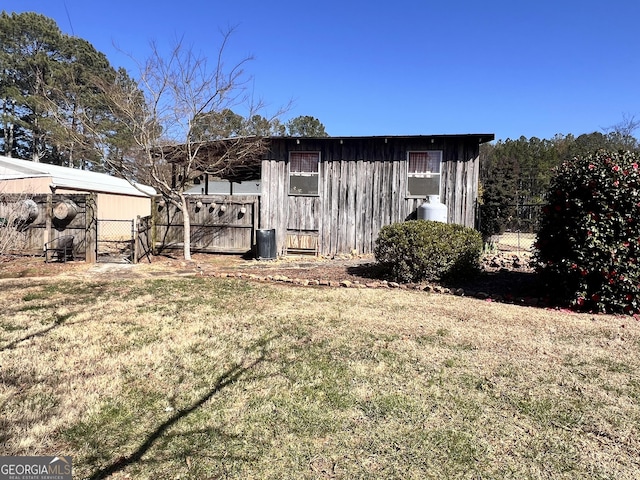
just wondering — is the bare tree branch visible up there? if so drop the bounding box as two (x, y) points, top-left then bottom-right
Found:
(94, 28), (286, 260)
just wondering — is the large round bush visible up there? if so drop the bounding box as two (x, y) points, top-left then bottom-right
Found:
(374, 220), (482, 283)
(535, 150), (640, 314)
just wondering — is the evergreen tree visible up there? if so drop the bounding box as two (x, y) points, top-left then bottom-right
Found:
(479, 126), (639, 238)
(285, 115), (328, 137)
(0, 11), (136, 169)
(479, 140), (520, 235)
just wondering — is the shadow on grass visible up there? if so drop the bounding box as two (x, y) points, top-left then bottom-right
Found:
(347, 262), (546, 303)
(0, 311), (82, 352)
(87, 336), (276, 480)
(445, 269), (545, 301)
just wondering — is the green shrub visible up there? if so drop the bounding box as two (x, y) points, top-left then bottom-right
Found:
(374, 220), (483, 283)
(534, 150), (640, 314)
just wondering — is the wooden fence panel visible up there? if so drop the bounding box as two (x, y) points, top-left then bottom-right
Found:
(153, 195), (259, 254)
(0, 193), (91, 259)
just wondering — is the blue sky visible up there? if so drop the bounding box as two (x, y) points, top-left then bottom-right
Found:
(9, 0), (640, 141)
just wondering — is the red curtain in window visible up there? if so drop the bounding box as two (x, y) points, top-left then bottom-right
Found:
(408, 152), (440, 173)
(290, 152), (319, 173)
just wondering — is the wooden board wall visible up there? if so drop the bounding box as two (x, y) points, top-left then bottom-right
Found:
(0, 193), (93, 259)
(260, 137), (481, 256)
(153, 195), (259, 254)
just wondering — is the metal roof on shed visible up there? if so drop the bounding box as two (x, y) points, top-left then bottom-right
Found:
(0, 156), (155, 197)
(265, 134), (495, 143)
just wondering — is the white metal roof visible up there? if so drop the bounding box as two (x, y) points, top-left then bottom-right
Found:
(0, 156), (155, 197)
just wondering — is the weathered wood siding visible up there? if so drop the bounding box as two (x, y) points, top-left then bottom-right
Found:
(260, 137), (483, 256)
(0, 193), (93, 259)
(153, 195), (258, 254)
(135, 215), (153, 263)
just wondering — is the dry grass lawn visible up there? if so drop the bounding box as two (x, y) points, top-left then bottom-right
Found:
(1, 275), (639, 479)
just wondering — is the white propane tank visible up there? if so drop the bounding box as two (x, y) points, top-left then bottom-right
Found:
(417, 195), (448, 223)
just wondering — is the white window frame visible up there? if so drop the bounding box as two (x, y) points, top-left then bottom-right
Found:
(289, 151), (320, 196)
(406, 150), (442, 198)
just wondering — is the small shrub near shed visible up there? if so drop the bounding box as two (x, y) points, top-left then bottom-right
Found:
(374, 220), (483, 283)
(535, 150), (640, 314)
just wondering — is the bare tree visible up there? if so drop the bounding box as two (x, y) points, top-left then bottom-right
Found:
(602, 113), (640, 150)
(98, 29), (279, 260)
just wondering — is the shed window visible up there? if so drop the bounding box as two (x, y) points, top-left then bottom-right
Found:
(407, 151), (442, 197)
(289, 152), (320, 195)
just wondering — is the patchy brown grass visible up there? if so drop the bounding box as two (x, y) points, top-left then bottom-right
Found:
(1, 275), (639, 479)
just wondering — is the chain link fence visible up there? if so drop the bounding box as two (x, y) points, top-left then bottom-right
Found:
(477, 203), (543, 253)
(96, 219), (134, 263)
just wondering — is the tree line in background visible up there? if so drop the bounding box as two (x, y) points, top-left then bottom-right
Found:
(0, 11), (327, 170)
(478, 118), (640, 236)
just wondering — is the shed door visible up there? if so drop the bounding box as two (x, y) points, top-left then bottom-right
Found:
(286, 196), (320, 254)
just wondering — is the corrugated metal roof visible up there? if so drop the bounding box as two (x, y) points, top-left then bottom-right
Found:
(167, 134), (495, 147)
(0, 156), (155, 197)
(267, 134), (495, 143)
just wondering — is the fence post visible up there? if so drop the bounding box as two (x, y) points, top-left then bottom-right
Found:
(85, 193), (97, 263)
(133, 216), (140, 264)
(151, 196), (159, 255)
(45, 194), (53, 250)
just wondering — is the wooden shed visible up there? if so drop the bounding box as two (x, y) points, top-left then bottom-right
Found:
(259, 134), (494, 256)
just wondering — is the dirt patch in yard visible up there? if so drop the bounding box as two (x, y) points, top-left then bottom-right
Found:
(0, 254), (92, 279)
